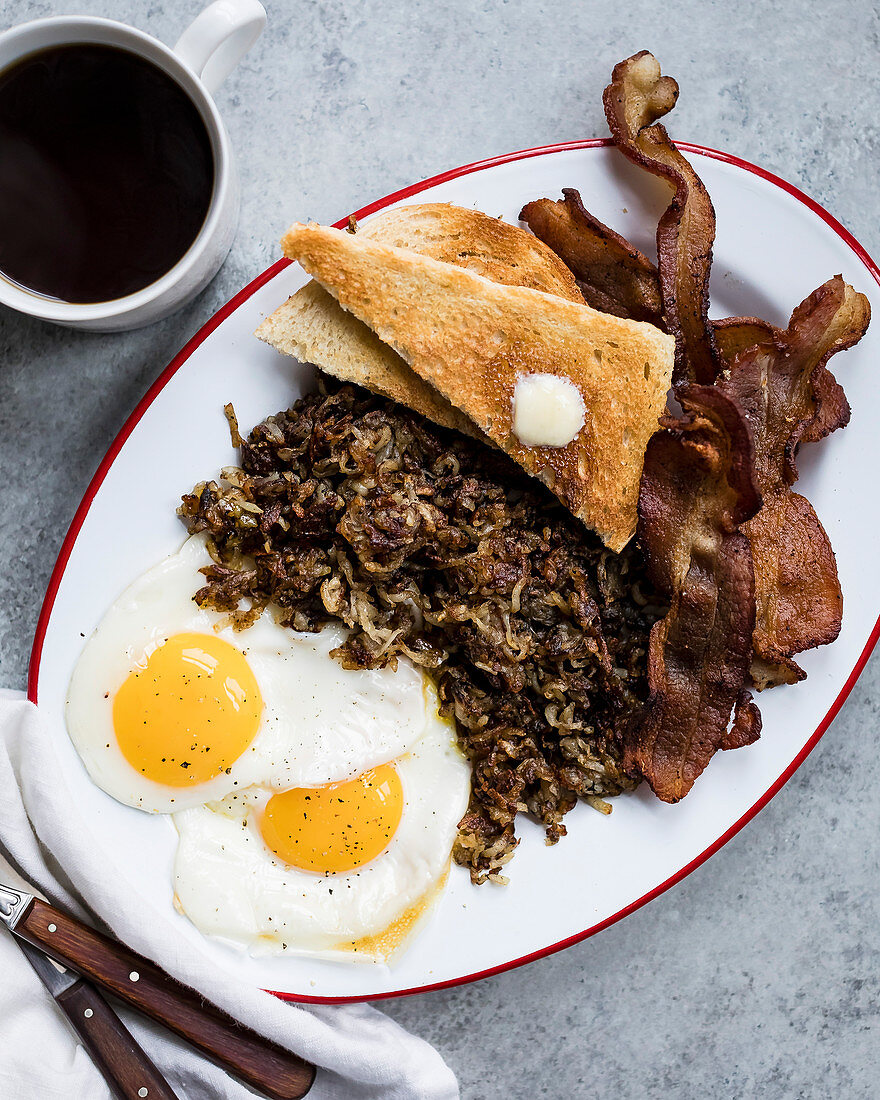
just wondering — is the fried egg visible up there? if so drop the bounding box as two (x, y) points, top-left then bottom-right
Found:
(65, 534), (436, 813)
(172, 713), (470, 961)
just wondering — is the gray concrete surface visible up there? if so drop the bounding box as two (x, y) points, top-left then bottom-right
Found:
(1, 0), (878, 1095)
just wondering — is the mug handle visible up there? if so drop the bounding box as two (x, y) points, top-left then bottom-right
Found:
(173, 0), (267, 96)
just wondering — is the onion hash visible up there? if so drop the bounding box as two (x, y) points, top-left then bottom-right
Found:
(180, 381), (664, 882)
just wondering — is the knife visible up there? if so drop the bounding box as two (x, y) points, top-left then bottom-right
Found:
(16, 936), (179, 1100)
(0, 881), (316, 1099)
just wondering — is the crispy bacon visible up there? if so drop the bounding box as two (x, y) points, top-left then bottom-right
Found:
(721, 691), (762, 751)
(519, 189), (663, 324)
(522, 191), (859, 693)
(521, 193), (791, 371)
(520, 54), (870, 803)
(802, 362), (851, 443)
(627, 386), (761, 801)
(713, 318), (776, 363)
(717, 276), (870, 687)
(745, 493), (835, 688)
(603, 51), (721, 386)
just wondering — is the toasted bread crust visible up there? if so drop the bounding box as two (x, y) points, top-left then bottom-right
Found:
(281, 222), (675, 551)
(361, 203), (585, 299)
(255, 280), (478, 436)
(255, 203), (584, 435)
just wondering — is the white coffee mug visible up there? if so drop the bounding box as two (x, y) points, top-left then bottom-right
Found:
(0, 0), (266, 331)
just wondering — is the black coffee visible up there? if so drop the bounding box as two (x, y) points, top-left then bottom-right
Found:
(0, 44), (214, 303)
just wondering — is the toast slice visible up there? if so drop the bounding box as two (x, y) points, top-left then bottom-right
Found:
(254, 204), (584, 437)
(280, 222), (675, 551)
(256, 279), (479, 437)
(355, 204), (584, 298)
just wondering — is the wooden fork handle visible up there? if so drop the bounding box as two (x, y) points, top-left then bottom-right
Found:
(56, 977), (179, 1100)
(16, 898), (316, 1099)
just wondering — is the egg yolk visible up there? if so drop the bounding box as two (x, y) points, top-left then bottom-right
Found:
(113, 633), (263, 787)
(259, 764), (403, 874)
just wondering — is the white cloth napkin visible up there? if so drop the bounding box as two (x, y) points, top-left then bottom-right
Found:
(0, 689), (457, 1100)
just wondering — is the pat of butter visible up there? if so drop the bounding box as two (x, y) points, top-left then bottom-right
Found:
(512, 373), (586, 448)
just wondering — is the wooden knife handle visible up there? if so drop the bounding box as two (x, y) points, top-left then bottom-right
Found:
(16, 898), (316, 1100)
(56, 978), (179, 1100)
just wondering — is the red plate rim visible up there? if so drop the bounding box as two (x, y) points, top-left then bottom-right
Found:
(27, 137), (880, 1005)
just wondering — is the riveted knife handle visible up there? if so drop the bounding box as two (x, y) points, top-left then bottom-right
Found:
(56, 977), (178, 1100)
(16, 898), (316, 1099)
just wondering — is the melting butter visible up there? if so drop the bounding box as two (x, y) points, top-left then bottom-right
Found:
(512, 373), (585, 447)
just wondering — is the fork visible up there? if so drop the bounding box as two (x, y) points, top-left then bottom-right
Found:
(1, 881), (316, 1099)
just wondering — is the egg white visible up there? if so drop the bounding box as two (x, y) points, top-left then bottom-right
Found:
(65, 534), (436, 813)
(171, 714), (470, 960)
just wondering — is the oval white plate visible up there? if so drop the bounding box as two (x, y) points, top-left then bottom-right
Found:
(29, 140), (880, 1002)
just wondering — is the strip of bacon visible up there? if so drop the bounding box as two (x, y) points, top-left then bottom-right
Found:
(522, 55), (870, 803)
(801, 363), (851, 443)
(522, 191), (857, 688)
(713, 318), (775, 362)
(627, 385), (762, 801)
(521, 187), (852, 445)
(519, 189), (663, 324)
(520, 193), (797, 375)
(603, 51), (720, 386)
(716, 276), (870, 688)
